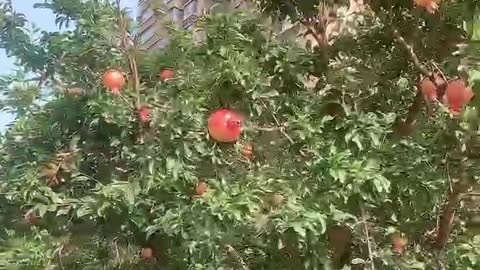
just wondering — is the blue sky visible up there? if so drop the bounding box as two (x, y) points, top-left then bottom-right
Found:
(0, 0), (138, 131)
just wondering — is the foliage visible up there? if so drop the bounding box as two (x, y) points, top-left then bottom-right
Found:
(0, 0), (479, 269)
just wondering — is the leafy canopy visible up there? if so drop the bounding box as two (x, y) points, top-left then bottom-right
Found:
(0, 0), (480, 269)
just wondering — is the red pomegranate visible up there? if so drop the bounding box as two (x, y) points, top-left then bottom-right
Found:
(102, 69), (125, 95)
(24, 209), (39, 225)
(195, 181), (208, 196)
(414, 0), (439, 14)
(160, 68), (175, 82)
(207, 109), (243, 143)
(419, 74), (445, 102)
(241, 143), (254, 160)
(137, 106), (151, 124)
(443, 79), (475, 115)
(140, 247), (154, 261)
(391, 234), (408, 255)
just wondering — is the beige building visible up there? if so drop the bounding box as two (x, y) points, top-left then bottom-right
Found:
(137, 0), (248, 50)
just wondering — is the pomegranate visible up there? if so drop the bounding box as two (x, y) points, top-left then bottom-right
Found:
(140, 247), (154, 261)
(66, 87), (83, 96)
(159, 68), (175, 82)
(102, 69), (125, 95)
(137, 106), (152, 124)
(195, 181), (208, 196)
(414, 0), (439, 14)
(419, 74), (445, 102)
(207, 109), (243, 143)
(443, 79), (475, 116)
(241, 143), (254, 160)
(24, 209), (39, 225)
(391, 234), (408, 255)
(270, 193), (285, 207)
(47, 175), (64, 188)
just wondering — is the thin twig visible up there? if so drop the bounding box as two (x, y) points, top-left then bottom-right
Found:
(118, 94), (135, 110)
(361, 205), (375, 270)
(225, 244), (249, 270)
(253, 125), (280, 131)
(57, 245), (65, 270)
(271, 112), (294, 144)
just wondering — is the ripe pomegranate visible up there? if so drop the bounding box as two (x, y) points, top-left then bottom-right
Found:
(47, 175), (64, 188)
(24, 209), (39, 225)
(159, 68), (175, 82)
(442, 79), (475, 116)
(195, 181), (208, 196)
(66, 87), (83, 96)
(391, 234), (408, 255)
(419, 74), (445, 102)
(271, 193), (285, 207)
(414, 0), (439, 14)
(207, 109), (243, 143)
(241, 143), (254, 160)
(102, 69), (125, 95)
(137, 106), (152, 124)
(140, 247), (154, 261)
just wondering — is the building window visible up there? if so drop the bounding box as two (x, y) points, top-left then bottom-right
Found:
(151, 38), (170, 50)
(141, 26), (158, 44)
(170, 7), (183, 22)
(233, 0), (247, 9)
(140, 8), (154, 24)
(185, 23), (194, 31)
(183, 0), (197, 19)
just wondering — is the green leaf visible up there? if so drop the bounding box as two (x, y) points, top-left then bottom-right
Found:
(352, 134), (363, 151)
(292, 223), (306, 238)
(252, 89), (279, 99)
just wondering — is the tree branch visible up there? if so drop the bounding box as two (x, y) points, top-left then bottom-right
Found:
(361, 205), (375, 270)
(115, 0), (141, 106)
(225, 245), (249, 270)
(390, 29), (436, 137)
(434, 159), (470, 250)
(392, 29), (431, 78)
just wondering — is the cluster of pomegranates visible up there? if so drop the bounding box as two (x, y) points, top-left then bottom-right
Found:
(102, 69), (247, 144)
(102, 68), (176, 96)
(419, 74), (474, 116)
(102, 68), (174, 124)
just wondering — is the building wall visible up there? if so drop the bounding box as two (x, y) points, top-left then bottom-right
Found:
(136, 0), (249, 50)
